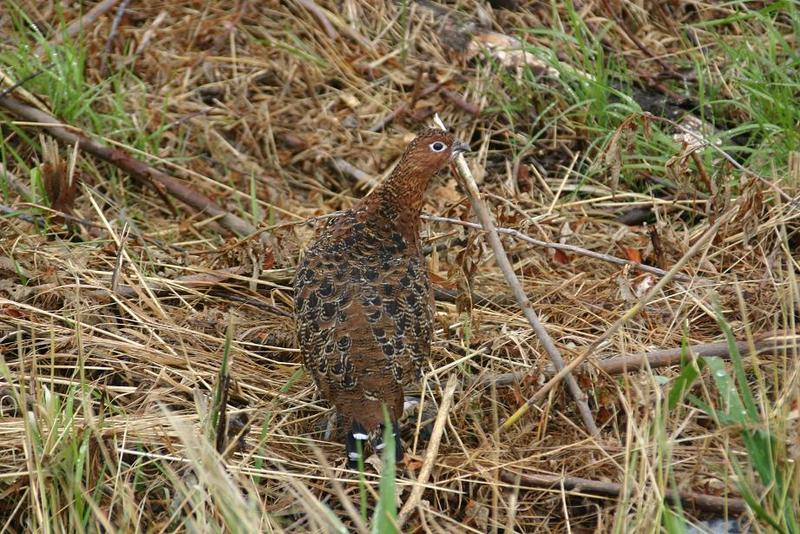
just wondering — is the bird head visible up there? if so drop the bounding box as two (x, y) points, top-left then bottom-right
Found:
(400, 128), (470, 176)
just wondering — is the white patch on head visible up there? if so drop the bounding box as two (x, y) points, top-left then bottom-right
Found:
(348, 451), (362, 460)
(352, 432), (369, 440)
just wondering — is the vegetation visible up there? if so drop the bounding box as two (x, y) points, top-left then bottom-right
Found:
(1, 0), (798, 531)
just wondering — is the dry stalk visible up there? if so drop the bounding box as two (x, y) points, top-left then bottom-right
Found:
(434, 115), (598, 436)
(397, 374), (458, 528)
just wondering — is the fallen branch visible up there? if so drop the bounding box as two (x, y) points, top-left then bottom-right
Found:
(434, 114), (598, 436)
(37, 0), (120, 54)
(100, 0), (133, 75)
(501, 206), (738, 430)
(440, 89), (481, 116)
(485, 332), (797, 386)
(498, 470), (748, 515)
(0, 95), (259, 239)
(397, 374), (458, 528)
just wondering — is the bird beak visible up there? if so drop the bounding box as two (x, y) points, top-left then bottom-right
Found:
(453, 141), (470, 154)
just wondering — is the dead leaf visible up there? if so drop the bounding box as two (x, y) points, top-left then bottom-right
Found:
(622, 247), (642, 263)
(468, 31), (559, 76)
(430, 271), (457, 290)
(552, 249), (570, 264)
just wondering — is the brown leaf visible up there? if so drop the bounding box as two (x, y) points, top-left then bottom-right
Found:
(552, 249), (570, 264)
(430, 271), (457, 289)
(403, 456), (423, 470)
(262, 249), (275, 270)
(622, 247), (642, 263)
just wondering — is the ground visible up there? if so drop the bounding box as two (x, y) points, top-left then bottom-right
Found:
(0, 1), (798, 532)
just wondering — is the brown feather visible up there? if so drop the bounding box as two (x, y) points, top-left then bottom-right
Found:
(294, 128), (466, 463)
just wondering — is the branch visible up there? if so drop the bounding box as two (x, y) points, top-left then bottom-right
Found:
(485, 332), (797, 386)
(499, 470), (748, 515)
(0, 95), (258, 238)
(434, 115), (598, 436)
(38, 0), (120, 53)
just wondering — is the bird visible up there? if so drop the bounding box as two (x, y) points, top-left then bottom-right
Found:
(294, 127), (469, 466)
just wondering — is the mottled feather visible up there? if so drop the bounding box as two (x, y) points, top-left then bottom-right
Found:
(294, 128), (468, 464)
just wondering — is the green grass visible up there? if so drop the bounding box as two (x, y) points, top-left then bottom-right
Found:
(663, 309), (799, 532)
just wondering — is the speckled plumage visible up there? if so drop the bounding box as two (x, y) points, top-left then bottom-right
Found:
(294, 128), (468, 465)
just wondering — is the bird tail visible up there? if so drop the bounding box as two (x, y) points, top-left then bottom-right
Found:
(346, 419), (403, 468)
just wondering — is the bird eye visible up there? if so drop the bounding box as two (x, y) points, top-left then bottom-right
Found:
(429, 141), (447, 152)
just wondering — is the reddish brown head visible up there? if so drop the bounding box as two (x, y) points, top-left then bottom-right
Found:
(370, 128), (469, 230)
(395, 128), (470, 178)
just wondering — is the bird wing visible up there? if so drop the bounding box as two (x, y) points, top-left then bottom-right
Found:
(294, 210), (433, 424)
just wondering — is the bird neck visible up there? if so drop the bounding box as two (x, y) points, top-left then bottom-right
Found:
(367, 157), (435, 239)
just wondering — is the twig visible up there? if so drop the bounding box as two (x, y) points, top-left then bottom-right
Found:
(0, 162), (33, 200)
(38, 0), (120, 53)
(485, 333), (797, 386)
(421, 214), (695, 283)
(331, 158), (378, 189)
(433, 114), (598, 436)
(100, 0), (132, 75)
(397, 374), (458, 528)
(498, 470), (748, 515)
(214, 372), (230, 455)
(0, 95), (259, 239)
(0, 69), (50, 100)
(0, 204), (45, 228)
(501, 206), (738, 430)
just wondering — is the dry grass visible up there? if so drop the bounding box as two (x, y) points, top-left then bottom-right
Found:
(1, 0), (799, 532)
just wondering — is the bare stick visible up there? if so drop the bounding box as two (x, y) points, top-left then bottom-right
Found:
(422, 214), (694, 283)
(38, 0), (120, 53)
(100, 0), (132, 75)
(397, 374), (458, 528)
(0, 95), (258, 238)
(486, 332), (797, 386)
(433, 115), (598, 436)
(501, 207), (737, 430)
(369, 83), (442, 133)
(498, 470), (748, 515)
